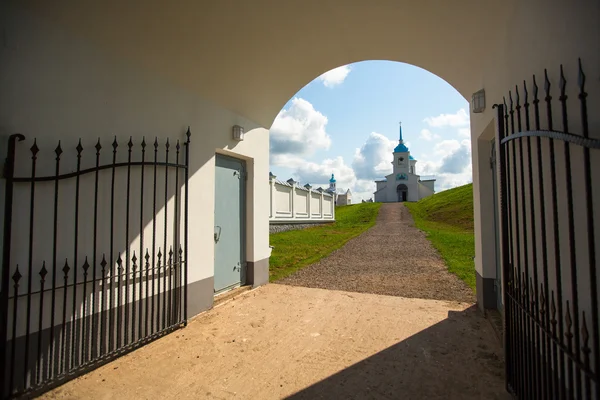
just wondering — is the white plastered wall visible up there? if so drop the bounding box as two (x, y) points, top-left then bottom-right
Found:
(469, 0), (600, 292)
(0, 4), (270, 330)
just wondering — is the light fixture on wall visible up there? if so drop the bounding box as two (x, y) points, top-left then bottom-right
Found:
(232, 125), (245, 141)
(471, 89), (486, 113)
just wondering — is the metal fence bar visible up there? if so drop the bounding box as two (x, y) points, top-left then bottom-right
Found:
(174, 141), (180, 322)
(0, 134), (23, 398)
(70, 140), (82, 370)
(125, 138), (133, 347)
(163, 140), (169, 331)
(559, 64), (582, 400)
(184, 128), (190, 324)
(152, 138), (158, 336)
(36, 262), (47, 384)
(109, 138), (117, 355)
(139, 138), (146, 342)
(24, 140), (39, 389)
(532, 74), (553, 399)
(92, 140), (101, 361)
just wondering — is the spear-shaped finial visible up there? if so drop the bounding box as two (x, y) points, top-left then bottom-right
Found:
(399, 121), (403, 142)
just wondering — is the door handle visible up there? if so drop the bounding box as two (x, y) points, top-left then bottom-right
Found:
(214, 226), (222, 242)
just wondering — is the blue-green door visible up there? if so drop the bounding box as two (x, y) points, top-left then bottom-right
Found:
(214, 154), (246, 293)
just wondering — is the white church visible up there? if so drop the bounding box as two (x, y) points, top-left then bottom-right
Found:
(374, 123), (435, 202)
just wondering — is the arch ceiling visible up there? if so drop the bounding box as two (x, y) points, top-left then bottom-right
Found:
(19, 0), (513, 127)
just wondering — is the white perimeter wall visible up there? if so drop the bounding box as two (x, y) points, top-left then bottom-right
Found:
(417, 182), (434, 199)
(269, 179), (334, 223)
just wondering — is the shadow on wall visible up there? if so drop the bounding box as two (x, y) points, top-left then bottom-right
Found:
(2, 132), (189, 397)
(286, 305), (509, 400)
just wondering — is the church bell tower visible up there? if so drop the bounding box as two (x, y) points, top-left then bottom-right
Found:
(393, 122), (411, 177)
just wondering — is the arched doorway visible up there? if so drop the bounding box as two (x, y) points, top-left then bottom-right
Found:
(2, 1), (598, 398)
(396, 184), (408, 202)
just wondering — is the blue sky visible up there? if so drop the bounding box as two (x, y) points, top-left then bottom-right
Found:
(269, 61), (472, 201)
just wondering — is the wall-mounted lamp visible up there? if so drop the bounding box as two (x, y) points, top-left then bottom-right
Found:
(232, 125), (245, 141)
(471, 89), (485, 113)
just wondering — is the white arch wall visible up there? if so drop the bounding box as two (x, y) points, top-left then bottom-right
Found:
(469, 0), (600, 308)
(0, 2), (272, 318)
(9, 0), (507, 126)
(1, 0), (599, 314)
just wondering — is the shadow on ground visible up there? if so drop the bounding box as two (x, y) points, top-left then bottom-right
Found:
(286, 305), (509, 400)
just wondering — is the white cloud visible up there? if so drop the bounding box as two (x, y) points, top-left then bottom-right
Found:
(318, 65), (351, 88)
(423, 108), (469, 128)
(419, 128), (441, 141)
(270, 98), (331, 156)
(352, 132), (396, 180)
(352, 179), (377, 202)
(273, 155), (356, 190)
(419, 139), (473, 191)
(434, 139), (462, 157)
(271, 153), (380, 202)
(458, 127), (471, 137)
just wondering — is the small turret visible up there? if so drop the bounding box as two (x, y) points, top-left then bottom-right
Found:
(329, 173), (337, 192)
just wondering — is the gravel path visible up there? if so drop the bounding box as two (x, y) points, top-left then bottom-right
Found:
(279, 203), (475, 303)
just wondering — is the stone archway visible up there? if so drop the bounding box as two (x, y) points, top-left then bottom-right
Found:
(2, 1), (599, 397)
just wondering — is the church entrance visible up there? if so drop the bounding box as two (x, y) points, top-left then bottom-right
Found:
(396, 184), (408, 202)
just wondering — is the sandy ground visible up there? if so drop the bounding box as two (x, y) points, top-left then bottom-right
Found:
(42, 284), (508, 400)
(41, 203), (507, 399)
(280, 203), (475, 303)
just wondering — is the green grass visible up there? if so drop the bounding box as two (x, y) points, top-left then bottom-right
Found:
(405, 183), (476, 290)
(269, 202), (381, 282)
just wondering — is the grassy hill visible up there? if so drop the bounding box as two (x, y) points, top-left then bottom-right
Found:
(405, 183), (476, 290)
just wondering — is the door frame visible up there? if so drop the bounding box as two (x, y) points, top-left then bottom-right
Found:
(396, 184), (408, 202)
(490, 138), (503, 312)
(214, 153), (247, 294)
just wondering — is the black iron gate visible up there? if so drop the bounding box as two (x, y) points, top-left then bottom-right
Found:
(0, 129), (190, 398)
(494, 60), (598, 398)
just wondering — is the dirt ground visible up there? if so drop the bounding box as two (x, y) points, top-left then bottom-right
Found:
(42, 284), (508, 400)
(41, 203), (507, 399)
(280, 203), (475, 303)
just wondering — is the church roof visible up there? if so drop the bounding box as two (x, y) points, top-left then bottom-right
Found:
(394, 143), (409, 153)
(329, 173), (336, 183)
